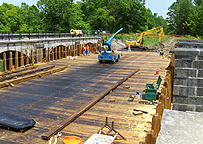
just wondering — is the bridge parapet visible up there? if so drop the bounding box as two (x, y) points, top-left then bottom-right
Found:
(0, 37), (101, 55)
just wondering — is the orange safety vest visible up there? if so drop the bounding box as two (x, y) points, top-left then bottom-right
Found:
(86, 45), (89, 51)
(128, 44), (130, 48)
(83, 46), (86, 51)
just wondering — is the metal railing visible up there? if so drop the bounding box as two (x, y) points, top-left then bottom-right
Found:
(0, 30), (110, 41)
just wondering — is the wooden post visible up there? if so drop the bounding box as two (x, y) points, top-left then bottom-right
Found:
(76, 45), (78, 56)
(43, 48), (47, 62)
(51, 47), (54, 61)
(15, 51), (18, 68)
(156, 102), (164, 119)
(20, 51), (24, 67)
(48, 47), (50, 62)
(65, 46), (67, 58)
(3, 52), (7, 71)
(151, 113), (161, 136)
(9, 52), (12, 70)
(58, 46), (61, 59)
(31, 49), (34, 65)
(35, 49), (38, 64)
(67, 46), (69, 56)
(171, 53), (175, 102)
(39, 48), (42, 63)
(55, 47), (57, 60)
(145, 130), (157, 144)
(61, 46), (63, 58)
(26, 50), (29, 65)
(79, 44), (81, 55)
(165, 74), (171, 109)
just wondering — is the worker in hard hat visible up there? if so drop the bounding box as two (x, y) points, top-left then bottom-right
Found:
(86, 45), (90, 56)
(128, 43), (131, 52)
(83, 45), (86, 56)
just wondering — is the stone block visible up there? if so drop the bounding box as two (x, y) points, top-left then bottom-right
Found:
(188, 87), (196, 96)
(173, 103), (195, 111)
(197, 88), (203, 96)
(175, 55), (196, 60)
(173, 78), (187, 86)
(199, 48), (203, 56)
(198, 56), (203, 60)
(173, 95), (188, 104)
(198, 70), (203, 78)
(174, 68), (196, 78)
(196, 106), (203, 112)
(187, 78), (203, 87)
(188, 97), (203, 105)
(175, 59), (193, 68)
(173, 86), (188, 96)
(175, 48), (199, 56)
(193, 60), (203, 69)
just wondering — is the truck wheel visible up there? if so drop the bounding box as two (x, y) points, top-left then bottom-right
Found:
(99, 60), (103, 63)
(116, 58), (119, 62)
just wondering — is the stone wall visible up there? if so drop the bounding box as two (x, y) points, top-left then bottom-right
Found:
(173, 40), (203, 112)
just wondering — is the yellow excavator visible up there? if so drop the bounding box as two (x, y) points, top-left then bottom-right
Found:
(125, 26), (164, 50)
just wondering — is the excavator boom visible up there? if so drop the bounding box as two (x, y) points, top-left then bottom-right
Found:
(126, 26), (164, 50)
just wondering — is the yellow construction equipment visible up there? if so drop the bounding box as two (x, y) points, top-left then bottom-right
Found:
(70, 29), (83, 37)
(126, 26), (164, 50)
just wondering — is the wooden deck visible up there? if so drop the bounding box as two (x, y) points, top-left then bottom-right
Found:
(0, 51), (170, 144)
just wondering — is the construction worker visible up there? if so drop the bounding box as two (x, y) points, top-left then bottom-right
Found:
(128, 43), (131, 52)
(86, 45), (90, 56)
(83, 45), (86, 56)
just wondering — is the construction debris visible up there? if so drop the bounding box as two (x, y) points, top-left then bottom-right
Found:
(123, 86), (130, 89)
(133, 108), (148, 114)
(133, 112), (143, 116)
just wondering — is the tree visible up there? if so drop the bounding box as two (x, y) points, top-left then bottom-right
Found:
(37, 0), (73, 31)
(166, 0), (194, 35)
(192, 4), (203, 36)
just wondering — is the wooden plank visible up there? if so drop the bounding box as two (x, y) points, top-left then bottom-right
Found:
(41, 69), (140, 140)
(133, 108), (148, 114)
(0, 65), (55, 82)
(0, 66), (68, 88)
(0, 66), (38, 76)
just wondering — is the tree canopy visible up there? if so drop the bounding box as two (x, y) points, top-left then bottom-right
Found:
(0, 0), (202, 37)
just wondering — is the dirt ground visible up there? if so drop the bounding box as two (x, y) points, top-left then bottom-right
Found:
(112, 38), (177, 53)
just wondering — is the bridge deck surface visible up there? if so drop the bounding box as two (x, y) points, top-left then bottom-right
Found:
(0, 51), (170, 144)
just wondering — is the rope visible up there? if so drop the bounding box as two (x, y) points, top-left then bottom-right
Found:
(49, 132), (62, 144)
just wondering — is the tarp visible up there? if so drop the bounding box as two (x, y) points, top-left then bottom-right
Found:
(0, 112), (36, 132)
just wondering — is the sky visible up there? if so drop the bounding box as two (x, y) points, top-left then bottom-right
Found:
(0, 0), (176, 19)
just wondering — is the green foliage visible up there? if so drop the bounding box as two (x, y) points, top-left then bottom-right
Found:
(0, 0), (202, 38)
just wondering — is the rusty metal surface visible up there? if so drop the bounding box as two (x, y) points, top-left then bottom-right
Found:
(0, 51), (170, 144)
